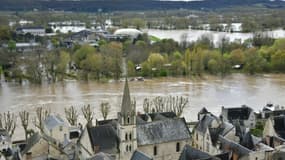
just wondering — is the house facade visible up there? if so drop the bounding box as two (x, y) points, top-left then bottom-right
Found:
(221, 105), (256, 129)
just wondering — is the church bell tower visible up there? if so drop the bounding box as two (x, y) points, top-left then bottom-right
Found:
(118, 79), (137, 160)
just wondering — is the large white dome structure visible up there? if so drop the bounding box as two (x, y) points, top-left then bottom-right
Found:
(114, 28), (143, 39)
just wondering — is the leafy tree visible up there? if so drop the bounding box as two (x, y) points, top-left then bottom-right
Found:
(244, 48), (266, 74)
(56, 51), (70, 80)
(8, 40), (16, 52)
(73, 45), (96, 67)
(208, 59), (219, 74)
(100, 42), (123, 80)
(271, 50), (285, 72)
(192, 47), (204, 76)
(230, 49), (245, 65)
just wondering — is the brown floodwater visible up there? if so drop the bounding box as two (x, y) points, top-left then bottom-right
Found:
(1, 73), (285, 139)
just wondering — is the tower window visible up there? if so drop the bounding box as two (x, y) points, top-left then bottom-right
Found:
(125, 133), (128, 141)
(176, 142), (180, 152)
(154, 146), (157, 156)
(129, 145), (132, 151)
(129, 133), (132, 140)
(126, 145), (128, 152)
(127, 117), (130, 124)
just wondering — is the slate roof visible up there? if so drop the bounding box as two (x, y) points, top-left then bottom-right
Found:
(96, 119), (118, 130)
(137, 118), (191, 146)
(273, 115), (285, 139)
(87, 152), (115, 160)
(199, 107), (209, 115)
(137, 112), (177, 123)
(219, 136), (251, 156)
(44, 115), (67, 131)
(179, 145), (220, 160)
(21, 132), (42, 155)
(208, 122), (234, 145)
(224, 105), (253, 121)
(195, 114), (219, 133)
(131, 150), (153, 160)
(240, 132), (255, 150)
(120, 79), (133, 116)
(87, 125), (119, 153)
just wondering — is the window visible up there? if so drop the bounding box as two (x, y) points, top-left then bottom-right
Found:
(206, 142), (210, 152)
(176, 142), (180, 152)
(196, 134), (198, 141)
(153, 146), (157, 156)
(125, 133), (128, 141)
(129, 133), (132, 140)
(127, 117), (130, 124)
(129, 145), (132, 151)
(126, 145), (128, 152)
(59, 126), (63, 131)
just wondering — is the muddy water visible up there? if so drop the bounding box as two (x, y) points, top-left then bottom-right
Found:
(1, 74), (285, 139)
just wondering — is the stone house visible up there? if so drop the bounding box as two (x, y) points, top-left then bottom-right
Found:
(221, 105), (256, 129)
(21, 132), (68, 160)
(43, 115), (81, 145)
(192, 108), (238, 155)
(263, 115), (285, 148)
(0, 129), (12, 151)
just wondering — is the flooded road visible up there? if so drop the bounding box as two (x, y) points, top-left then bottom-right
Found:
(1, 74), (285, 123)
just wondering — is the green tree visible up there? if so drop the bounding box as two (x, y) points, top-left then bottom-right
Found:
(272, 50), (285, 72)
(244, 48), (266, 75)
(100, 42), (123, 80)
(230, 49), (245, 65)
(56, 51), (70, 80)
(8, 40), (16, 52)
(73, 45), (96, 67)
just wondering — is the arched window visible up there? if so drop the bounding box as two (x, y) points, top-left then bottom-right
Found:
(125, 133), (128, 141)
(126, 145), (128, 152)
(153, 146), (157, 156)
(129, 133), (132, 140)
(127, 116), (130, 124)
(176, 142), (180, 152)
(129, 145), (132, 151)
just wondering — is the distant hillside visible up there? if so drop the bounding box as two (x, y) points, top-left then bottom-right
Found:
(0, 0), (285, 11)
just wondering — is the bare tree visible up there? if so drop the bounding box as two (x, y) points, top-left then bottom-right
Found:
(19, 111), (29, 140)
(147, 96), (189, 117)
(143, 98), (152, 113)
(100, 102), (110, 120)
(33, 107), (50, 133)
(0, 111), (16, 137)
(81, 104), (94, 127)
(65, 106), (78, 126)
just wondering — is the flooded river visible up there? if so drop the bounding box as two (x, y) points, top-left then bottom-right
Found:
(145, 29), (285, 46)
(1, 74), (285, 123)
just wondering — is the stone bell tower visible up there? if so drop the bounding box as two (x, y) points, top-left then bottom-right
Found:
(118, 79), (137, 160)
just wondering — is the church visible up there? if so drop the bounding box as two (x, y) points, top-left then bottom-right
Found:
(79, 79), (192, 160)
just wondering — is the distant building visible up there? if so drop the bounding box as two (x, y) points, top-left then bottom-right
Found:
(16, 27), (45, 36)
(221, 105), (256, 129)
